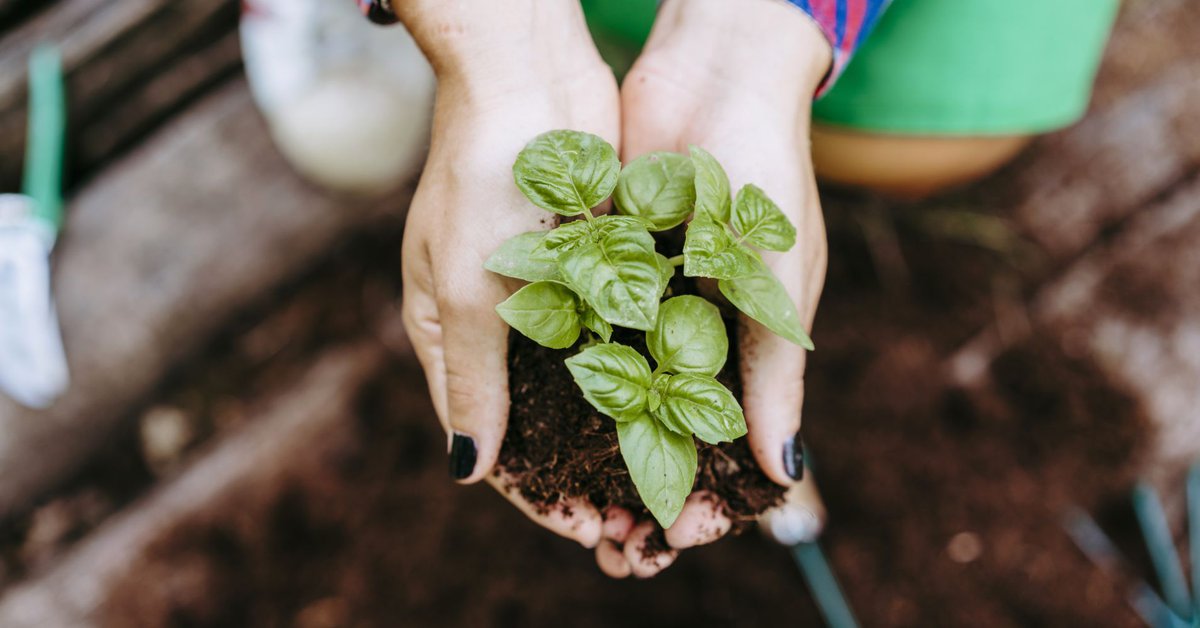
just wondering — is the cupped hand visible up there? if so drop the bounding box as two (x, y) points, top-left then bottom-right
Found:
(596, 0), (834, 577)
(398, 2), (620, 549)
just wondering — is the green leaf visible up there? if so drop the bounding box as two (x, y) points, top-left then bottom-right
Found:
(653, 373), (746, 445)
(485, 231), (560, 282)
(565, 343), (652, 421)
(690, 146), (731, 223)
(647, 296), (728, 377)
(731, 184), (796, 252)
(655, 253), (675, 290)
(534, 220), (590, 261)
(683, 218), (758, 280)
(581, 307), (613, 342)
(617, 413), (697, 528)
(718, 257), (814, 349)
(559, 225), (662, 331)
(495, 281), (582, 349)
(513, 130), (620, 216)
(613, 152), (696, 231)
(536, 215), (650, 261)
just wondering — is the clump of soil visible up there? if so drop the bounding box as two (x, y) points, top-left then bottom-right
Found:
(499, 321), (786, 530)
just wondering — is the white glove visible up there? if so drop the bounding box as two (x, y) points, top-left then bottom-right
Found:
(0, 194), (68, 409)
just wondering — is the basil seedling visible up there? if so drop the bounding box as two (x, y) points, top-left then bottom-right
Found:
(487, 130), (813, 527)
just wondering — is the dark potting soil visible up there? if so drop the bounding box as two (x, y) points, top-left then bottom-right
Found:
(499, 323), (786, 531)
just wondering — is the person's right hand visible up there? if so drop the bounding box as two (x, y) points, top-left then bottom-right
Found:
(594, 0), (835, 578)
(396, 1), (621, 550)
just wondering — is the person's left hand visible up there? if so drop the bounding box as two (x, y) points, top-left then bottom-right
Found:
(595, 0), (833, 578)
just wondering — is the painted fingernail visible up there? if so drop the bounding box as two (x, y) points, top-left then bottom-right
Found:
(448, 433), (477, 480)
(782, 434), (805, 481)
(356, 0), (398, 25)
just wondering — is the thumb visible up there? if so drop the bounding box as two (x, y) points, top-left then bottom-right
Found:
(740, 317), (809, 487)
(439, 280), (512, 484)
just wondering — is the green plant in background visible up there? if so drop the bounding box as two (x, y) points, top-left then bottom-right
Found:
(485, 130), (812, 527)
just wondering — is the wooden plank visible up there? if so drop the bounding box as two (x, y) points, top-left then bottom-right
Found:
(0, 342), (387, 628)
(0, 78), (413, 519)
(0, 0), (239, 190)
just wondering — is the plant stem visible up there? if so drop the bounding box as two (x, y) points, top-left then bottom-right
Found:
(667, 254), (684, 267)
(581, 208), (595, 223)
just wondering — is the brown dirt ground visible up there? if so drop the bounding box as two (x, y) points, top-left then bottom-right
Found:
(78, 183), (1152, 627)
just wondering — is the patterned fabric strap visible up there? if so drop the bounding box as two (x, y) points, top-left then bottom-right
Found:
(785, 0), (892, 96)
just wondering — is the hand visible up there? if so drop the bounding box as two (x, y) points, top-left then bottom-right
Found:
(398, 1), (620, 549)
(597, 0), (833, 577)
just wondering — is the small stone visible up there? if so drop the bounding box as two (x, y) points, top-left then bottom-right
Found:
(140, 405), (194, 472)
(947, 531), (984, 563)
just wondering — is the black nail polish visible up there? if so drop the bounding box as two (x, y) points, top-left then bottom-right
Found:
(782, 435), (804, 481)
(361, 0), (398, 25)
(449, 433), (477, 480)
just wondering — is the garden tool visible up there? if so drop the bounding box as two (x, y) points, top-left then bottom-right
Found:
(0, 45), (69, 409)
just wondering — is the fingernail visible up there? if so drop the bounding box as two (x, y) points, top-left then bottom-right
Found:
(448, 433), (477, 480)
(782, 434), (804, 481)
(356, 0), (398, 25)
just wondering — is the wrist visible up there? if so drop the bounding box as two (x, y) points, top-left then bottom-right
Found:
(648, 0), (832, 102)
(398, 1), (604, 96)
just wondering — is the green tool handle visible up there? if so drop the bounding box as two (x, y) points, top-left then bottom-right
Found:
(792, 542), (860, 628)
(21, 44), (66, 231)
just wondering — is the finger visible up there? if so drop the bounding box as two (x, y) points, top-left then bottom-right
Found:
(664, 491), (732, 549)
(438, 266), (512, 484)
(596, 540), (632, 579)
(759, 463), (827, 545)
(741, 225), (824, 486)
(624, 521), (678, 579)
(400, 242), (450, 429)
(740, 311), (809, 486)
(486, 473), (603, 549)
(602, 506), (636, 543)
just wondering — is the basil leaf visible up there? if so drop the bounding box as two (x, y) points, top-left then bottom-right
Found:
(537, 215), (651, 261)
(535, 220), (591, 260)
(495, 281), (582, 349)
(731, 184), (796, 252)
(653, 373), (746, 445)
(591, 214), (654, 236)
(613, 152), (696, 231)
(718, 256), (814, 350)
(647, 295), (728, 377)
(485, 231), (560, 282)
(559, 225), (662, 331)
(682, 218), (758, 279)
(690, 146), (731, 223)
(617, 413), (697, 528)
(655, 253), (675, 291)
(513, 130), (620, 216)
(564, 343), (652, 421)
(581, 307), (613, 343)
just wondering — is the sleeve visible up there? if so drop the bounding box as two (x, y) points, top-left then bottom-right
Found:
(784, 0), (892, 96)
